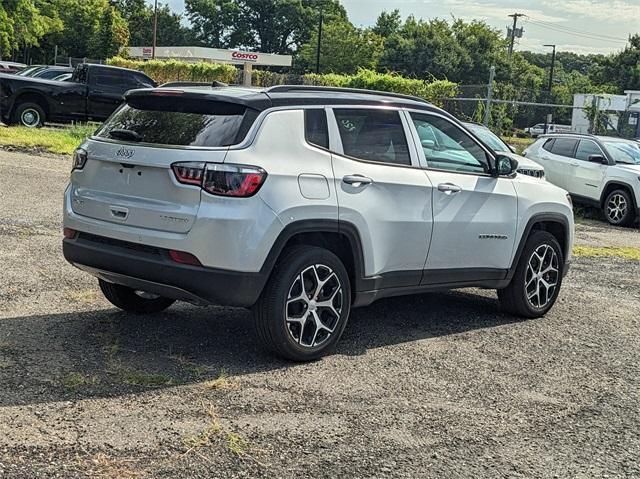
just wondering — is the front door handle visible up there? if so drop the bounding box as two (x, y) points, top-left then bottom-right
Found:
(437, 183), (462, 195)
(343, 175), (373, 187)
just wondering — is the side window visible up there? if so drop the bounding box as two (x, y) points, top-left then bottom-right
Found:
(90, 70), (124, 92)
(304, 109), (329, 149)
(409, 113), (489, 174)
(542, 138), (555, 152)
(575, 140), (602, 161)
(333, 108), (410, 165)
(550, 138), (578, 157)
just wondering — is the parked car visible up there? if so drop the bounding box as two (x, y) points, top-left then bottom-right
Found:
(525, 123), (572, 137)
(462, 122), (545, 179)
(0, 61), (27, 74)
(15, 65), (46, 77)
(524, 133), (640, 226)
(0, 63), (156, 127)
(31, 66), (74, 80)
(62, 85), (574, 361)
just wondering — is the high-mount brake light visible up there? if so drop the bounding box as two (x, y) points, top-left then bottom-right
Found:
(150, 89), (184, 96)
(171, 162), (267, 198)
(72, 148), (88, 171)
(172, 162), (205, 186)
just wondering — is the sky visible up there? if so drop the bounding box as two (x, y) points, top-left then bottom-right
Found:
(156, 0), (639, 55)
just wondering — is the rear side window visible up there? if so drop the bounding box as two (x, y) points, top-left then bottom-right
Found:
(333, 108), (410, 165)
(542, 138), (555, 152)
(96, 96), (258, 147)
(305, 109), (329, 149)
(550, 138), (578, 157)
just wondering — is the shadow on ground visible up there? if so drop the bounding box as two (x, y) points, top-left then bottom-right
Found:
(0, 289), (527, 407)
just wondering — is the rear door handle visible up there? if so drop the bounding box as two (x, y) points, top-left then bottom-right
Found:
(343, 175), (373, 187)
(571, 162), (579, 167)
(437, 183), (462, 195)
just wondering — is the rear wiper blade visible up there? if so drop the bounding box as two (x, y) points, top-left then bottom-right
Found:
(108, 128), (142, 142)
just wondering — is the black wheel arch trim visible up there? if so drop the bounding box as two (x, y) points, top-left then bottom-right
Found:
(506, 212), (571, 282)
(599, 181), (638, 210)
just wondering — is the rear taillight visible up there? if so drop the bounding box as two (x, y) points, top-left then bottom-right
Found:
(171, 162), (267, 198)
(72, 148), (88, 171)
(63, 227), (77, 239)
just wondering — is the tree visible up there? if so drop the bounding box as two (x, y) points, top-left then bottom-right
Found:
(89, 5), (129, 59)
(591, 35), (640, 92)
(185, 0), (345, 54)
(113, 0), (194, 47)
(298, 21), (383, 74)
(0, 0), (62, 58)
(372, 9), (401, 38)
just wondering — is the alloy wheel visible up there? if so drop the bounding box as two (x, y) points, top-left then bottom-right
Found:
(285, 264), (343, 348)
(525, 244), (559, 309)
(606, 193), (627, 223)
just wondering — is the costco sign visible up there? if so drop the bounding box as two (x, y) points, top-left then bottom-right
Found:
(232, 51), (259, 62)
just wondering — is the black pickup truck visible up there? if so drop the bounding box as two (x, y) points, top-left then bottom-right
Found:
(0, 63), (156, 127)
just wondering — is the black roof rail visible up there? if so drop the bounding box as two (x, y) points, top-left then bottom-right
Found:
(159, 80), (230, 88)
(265, 85), (431, 105)
(540, 132), (597, 138)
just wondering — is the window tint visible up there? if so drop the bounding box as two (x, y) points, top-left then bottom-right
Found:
(542, 138), (555, 152)
(304, 109), (329, 149)
(410, 113), (489, 174)
(575, 140), (602, 161)
(91, 70), (124, 91)
(96, 97), (258, 147)
(334, 109), (410, 165)
(550, 138), (578, 157)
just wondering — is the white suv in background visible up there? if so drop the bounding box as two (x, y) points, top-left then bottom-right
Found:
(63, 85), (574, 361)
(524, 134), (640, 226)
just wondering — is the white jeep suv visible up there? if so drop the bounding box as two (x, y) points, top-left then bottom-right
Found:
(63, 85), (574, 361)
(524, 134), (640, 226)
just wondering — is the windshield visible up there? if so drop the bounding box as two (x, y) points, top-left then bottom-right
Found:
(465, 124), (509, 152)
(603, 140), (640, 165)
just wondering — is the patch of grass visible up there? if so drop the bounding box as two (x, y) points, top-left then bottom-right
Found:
(501, 136), (534, 154)
(169, 353), (214, 377)
(0, 123), (96, 155)
(203, 369), (236, 391)
(573, 245), (640, 261)
(66, 289), (100, 304)
(226, 432), (247, 456)
(61, 372), (97, 391)
(116, 367), (172, 387)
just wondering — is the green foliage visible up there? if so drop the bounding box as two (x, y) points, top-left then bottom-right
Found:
(107, 57), (238, 84)
(304, 69), (458, 106)
(0, 0), (62, 57)
(298, 20), (384, 74)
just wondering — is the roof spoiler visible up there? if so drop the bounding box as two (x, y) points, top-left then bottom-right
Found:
(159, 80), (229, 88)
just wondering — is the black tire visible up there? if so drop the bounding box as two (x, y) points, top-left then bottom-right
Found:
(498, 231), (564, 318)
(98, 279), (175, 314)
(603, 189), (636, 227)
(12, 102), (46, 128)
(253, 245), (351, 362)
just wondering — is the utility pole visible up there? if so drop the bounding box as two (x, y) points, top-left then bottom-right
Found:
(315, 6), (324, 74)
(507, 13), (525, 59)
(483, 66), (495, 127)
(152, 0), (158, 59)
(544, 44), (556, 92)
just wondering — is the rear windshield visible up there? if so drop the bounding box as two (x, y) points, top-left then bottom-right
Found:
(95, 96), (259, 147)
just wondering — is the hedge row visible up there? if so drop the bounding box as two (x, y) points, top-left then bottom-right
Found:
(107, 57), (457, 105)
(107, 57), (237, 84)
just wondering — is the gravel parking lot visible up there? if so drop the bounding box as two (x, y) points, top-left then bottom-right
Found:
(1, 150), (639, 478)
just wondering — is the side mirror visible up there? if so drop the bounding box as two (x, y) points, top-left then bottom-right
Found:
(588, 154), (608, 165)
(421, 139), (435, 148)
(495, 154), (518, 176)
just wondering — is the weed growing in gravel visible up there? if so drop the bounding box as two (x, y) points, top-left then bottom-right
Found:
(61, 372), (97, 391)
(203, 369), (237, 390)
(169, 353), (214, 377)
(112, 365), (172, 387)
(573, 245), (640, 261)
(226, 432), (247, 456)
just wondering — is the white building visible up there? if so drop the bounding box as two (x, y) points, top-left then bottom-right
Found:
(572, 91), (640, 137)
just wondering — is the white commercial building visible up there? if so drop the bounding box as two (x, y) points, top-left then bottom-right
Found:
(572, 91), (640, 137)
(126, 46), (292, 86)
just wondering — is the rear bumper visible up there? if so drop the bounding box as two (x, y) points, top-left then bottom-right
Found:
(63, 233), (266, 307)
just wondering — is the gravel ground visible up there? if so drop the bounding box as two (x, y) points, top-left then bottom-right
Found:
(0, 150), (639, 478)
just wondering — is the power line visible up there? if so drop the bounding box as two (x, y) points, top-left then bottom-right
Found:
(525, 17), (629, 42)
(524, 17), (629, 44)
